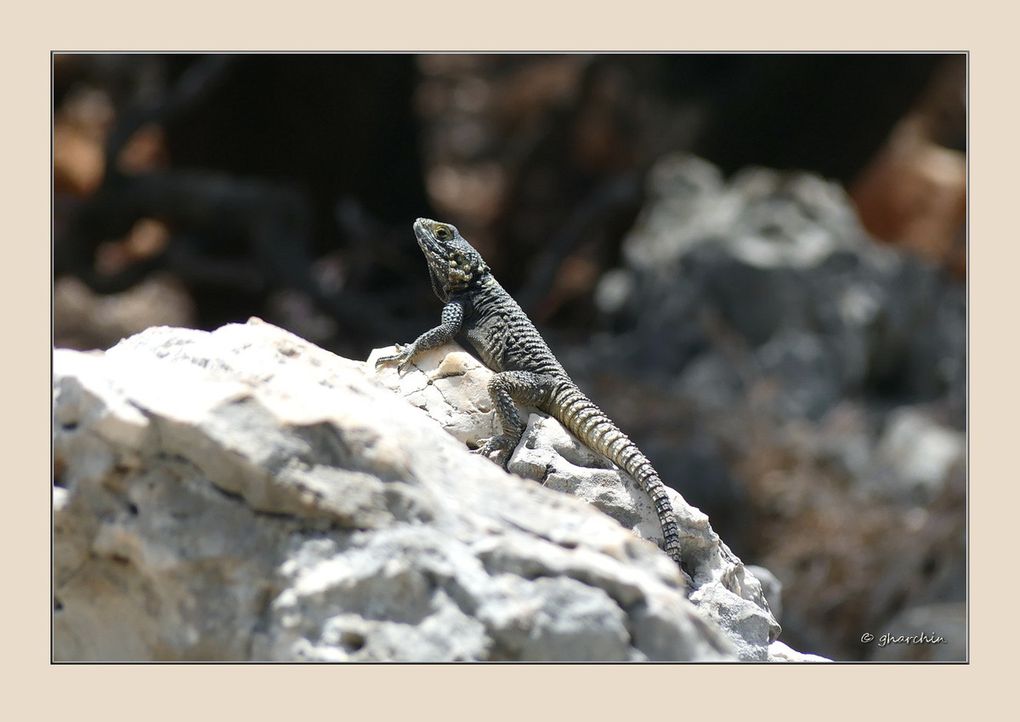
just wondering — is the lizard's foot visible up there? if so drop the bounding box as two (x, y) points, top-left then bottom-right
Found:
(471, 435), (515, 469)
(374, 343), (416, 374)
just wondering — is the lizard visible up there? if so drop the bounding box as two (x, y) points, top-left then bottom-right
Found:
(376, 217), (686, 579)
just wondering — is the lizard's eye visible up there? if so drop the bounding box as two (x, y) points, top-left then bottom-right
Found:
(435, 226), (451, 241)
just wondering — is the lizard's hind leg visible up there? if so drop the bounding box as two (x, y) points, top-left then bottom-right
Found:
(474, 371), (557, 468)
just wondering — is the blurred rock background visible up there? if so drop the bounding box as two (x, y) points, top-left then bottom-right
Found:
(53, 53), (966, 661)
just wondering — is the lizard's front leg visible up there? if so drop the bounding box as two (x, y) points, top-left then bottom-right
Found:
(475, 371), (557, 468)
(375, 302), (464, 373)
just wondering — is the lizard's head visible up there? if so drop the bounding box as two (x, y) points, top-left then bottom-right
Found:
(413, 217), (489, 301)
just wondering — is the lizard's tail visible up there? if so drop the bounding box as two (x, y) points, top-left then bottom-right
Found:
(551, 384), (683, 567)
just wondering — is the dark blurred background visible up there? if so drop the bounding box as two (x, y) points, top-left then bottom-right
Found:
(53, 53), (967, 661)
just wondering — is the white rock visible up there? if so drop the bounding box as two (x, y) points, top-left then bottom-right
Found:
(54, 321), (742, 661)
(768, 640), (831, 663)
(372, 340), (784, 660)
(746, 564), (783, 623)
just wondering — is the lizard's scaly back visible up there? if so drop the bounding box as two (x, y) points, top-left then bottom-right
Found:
(468, 274), (570, 379)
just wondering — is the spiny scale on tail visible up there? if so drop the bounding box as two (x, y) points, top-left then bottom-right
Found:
(550, 383), (683, 565)
(376, 218), (687, 580)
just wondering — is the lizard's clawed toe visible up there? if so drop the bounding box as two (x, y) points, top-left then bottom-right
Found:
(472, 436), (514, 469)
(375, 344), (414, 374)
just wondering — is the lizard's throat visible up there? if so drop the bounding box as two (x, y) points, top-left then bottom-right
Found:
(426, 258), (485, 299)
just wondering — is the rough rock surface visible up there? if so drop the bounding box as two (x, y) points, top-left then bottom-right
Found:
(369, 342), (784, 660)
(557, 154), (965, 660)
(54, 320), (816, 661)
